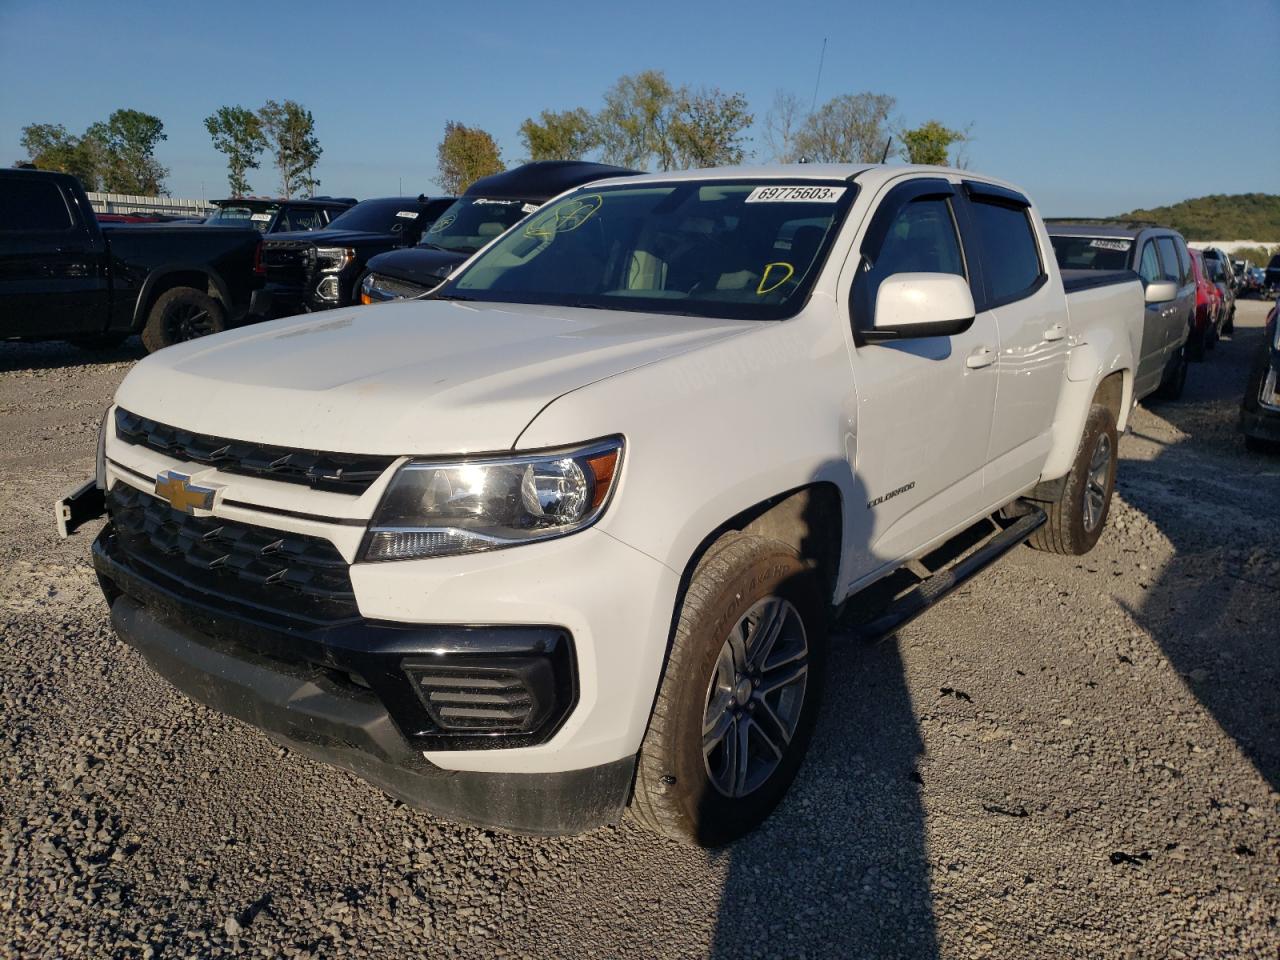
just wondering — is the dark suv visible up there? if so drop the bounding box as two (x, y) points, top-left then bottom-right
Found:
(360, 161), (638, 302)
(251, 195), (455, 318)
(205, 196), (356, 234)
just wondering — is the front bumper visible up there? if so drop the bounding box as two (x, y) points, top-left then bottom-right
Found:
(93, 529), (637, 833)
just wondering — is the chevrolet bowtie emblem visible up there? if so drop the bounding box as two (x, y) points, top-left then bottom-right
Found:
(154, 470), (217, 515)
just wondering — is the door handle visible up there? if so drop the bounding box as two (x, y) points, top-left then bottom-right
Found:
(1043, 323), (1065, 341)
(966, 346), (997, 369)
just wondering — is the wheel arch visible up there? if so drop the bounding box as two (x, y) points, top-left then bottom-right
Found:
(132, 266), (231, 330)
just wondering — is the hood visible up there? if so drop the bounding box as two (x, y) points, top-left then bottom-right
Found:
(265, 227), (395, 247)
(114, 300), (755, 455)
(366, 247), (467, 287)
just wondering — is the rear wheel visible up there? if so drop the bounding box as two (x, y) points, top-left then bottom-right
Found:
(1187, 326), (1207, 362)
(1028, 403), (1118, 555)
(629, 533), (826, 846)
(1222, 308), (1234, 335)
(141, 287), (226, 353)
(1153, 345), (1188, 401)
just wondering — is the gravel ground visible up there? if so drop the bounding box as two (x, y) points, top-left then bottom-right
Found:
(1, 302), (1277, 959)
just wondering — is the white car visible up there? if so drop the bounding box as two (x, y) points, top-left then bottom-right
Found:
(60, 164), (1151, 845)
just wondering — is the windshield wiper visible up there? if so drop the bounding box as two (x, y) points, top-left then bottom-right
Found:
(432, 292), (476, 302)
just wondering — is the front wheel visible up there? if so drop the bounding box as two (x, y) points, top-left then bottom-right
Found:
(629, 533), (826, 846)
(1154, 345), (1188, 401)
(141, 287), (226, 353)
(1028, 403), (1118, 555)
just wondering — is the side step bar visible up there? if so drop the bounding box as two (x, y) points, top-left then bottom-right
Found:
(853, 506), (1047, 643)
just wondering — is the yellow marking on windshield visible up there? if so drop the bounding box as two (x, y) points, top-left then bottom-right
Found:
(524, 194), (603, 239)
(757, 262), (795, 295)
(428, 214), (456, 234)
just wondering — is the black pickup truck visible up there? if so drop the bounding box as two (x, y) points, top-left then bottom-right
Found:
(252, 195), (455, 318)
(1, 169), (264, 353)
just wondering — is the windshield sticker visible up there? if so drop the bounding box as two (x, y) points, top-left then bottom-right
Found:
(472, 198), (522, 206)
(1088, 238), (1131, 251)
(524, 194), (603, 239)
(522, 203), (540, 214)
(395, 210), (420, 219)
(427, 215), (456, 234)
(249, 212), (272, 222)
(746, 185), (846, 204)
(757, 262), (795, 295)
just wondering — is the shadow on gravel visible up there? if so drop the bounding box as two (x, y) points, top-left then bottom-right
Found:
(709, 479), (938, 959)
(0, 338), (144, 373)
(1119, 316), (1280, 790)
(709, 633), (938, 959)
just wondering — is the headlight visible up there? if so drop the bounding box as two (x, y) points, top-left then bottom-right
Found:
(95, 408), (109, 490)
(362, 438), (622, 561)
(314, 246), (355, 273)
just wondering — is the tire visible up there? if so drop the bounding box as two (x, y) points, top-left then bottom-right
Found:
(1028, 403), (1118, 556)
(629, 533), (826, 846)
(1187, 326), (1206, 362)
(1223, 308), (1234, 335)
(141, 287), (226, 353)
(1153, 345), (1188, 402)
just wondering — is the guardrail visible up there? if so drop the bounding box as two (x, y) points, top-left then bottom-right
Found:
(86, 191), (214, 217)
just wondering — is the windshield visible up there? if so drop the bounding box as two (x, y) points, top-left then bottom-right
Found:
(441, 180), (855, 320)
(420, 197), (535, 255)
(1049, 235), (1133, 271)
(207, 204), (278, 232)
(326, 199), (422, 235)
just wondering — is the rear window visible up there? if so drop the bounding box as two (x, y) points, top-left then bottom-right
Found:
(969, 200), (1042, 302)
(1049, 235), (1133, 271)
(0, 177), (75, 231)
(207, 205), (278, 232)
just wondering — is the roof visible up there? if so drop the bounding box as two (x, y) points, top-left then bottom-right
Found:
(1045, 219), (1175, 239)
(463, 161), (642, 202)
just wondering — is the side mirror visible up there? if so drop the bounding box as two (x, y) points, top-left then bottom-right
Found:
(1144, 279), (1178, 303)
(868, 273), (976, 341)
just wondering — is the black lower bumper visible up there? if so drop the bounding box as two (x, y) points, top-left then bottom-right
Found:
(93, 527), (633, 835)
(1240, 407), (1280, 442)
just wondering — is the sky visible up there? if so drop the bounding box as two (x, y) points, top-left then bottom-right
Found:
(1, 0), (1277, 217)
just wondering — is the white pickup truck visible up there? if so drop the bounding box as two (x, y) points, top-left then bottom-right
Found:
(60, 164), (1145, 845)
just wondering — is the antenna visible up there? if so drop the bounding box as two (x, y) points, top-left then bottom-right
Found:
(809, 38), (827, 113)
(879, 137), (892, 164)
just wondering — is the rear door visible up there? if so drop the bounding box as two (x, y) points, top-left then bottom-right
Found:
(0, 173), (109, 338)
(959, 182), (1069, 502)
(842, 177), (1000, 569)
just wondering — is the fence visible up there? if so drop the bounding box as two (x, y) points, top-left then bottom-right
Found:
(86, 191), (214, 218)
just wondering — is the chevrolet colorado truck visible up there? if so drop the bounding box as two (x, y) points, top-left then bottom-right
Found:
(59, 164), (1143, 845)
(2, 169), (263, 352)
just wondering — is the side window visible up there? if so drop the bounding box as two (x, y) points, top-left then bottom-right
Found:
(1137, 241), (1161, 284)
(1155, 237), (1181, 283)
(870, 198), (966, 278)
(0, 178), (76, 231)
(1174, 238), (1192, 284)
(968, 199), (1042, 304)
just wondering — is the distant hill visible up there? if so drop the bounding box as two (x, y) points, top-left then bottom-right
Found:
(1115, 193), (1280, 241)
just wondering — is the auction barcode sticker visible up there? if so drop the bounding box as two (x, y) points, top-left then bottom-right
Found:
(395, 210), (420, 219)
(250, 212), (272, 221)
(1089, 238), (1131, 251)
(746, 185), (846, 203)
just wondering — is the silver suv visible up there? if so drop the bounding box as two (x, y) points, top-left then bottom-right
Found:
(1049, 221), (1196, 400)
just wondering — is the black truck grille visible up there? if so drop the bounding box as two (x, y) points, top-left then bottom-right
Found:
(106, 483), (357, 622)
(115, 408), (394, 494)
(262, 239), (315, 286)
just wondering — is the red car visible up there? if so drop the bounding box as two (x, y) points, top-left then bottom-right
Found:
(1188, 248), (1222, 359)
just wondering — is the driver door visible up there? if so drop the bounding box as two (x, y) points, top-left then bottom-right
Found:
(841, 179), (1000, 583)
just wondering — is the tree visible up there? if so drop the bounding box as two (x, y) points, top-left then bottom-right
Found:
(763, 90), (805, 163)
(258, 100), (322, 198)
(596, 70), (676, 170)
(87, 109), (169, 194)
(794, 92), (896, 163)
(204, 105), (267, 196)
(435, 121), (503, 194)
(668, 87), (753, 169)
(595, 71), (752, 171)
(899, 120), (969, 167)
(518, 107), (599, 162)
(19, 123), (101, 189)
